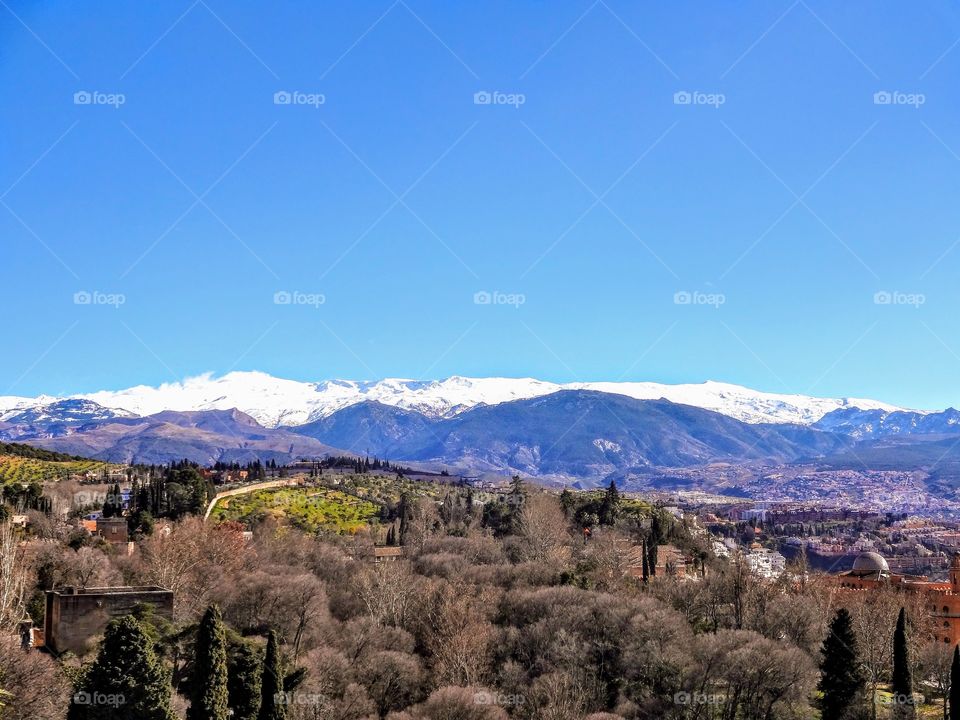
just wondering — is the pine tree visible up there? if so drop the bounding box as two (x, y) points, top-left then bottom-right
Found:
(188, 605), (229, 720)
(258, 630), (286, 720)
(229, 640), (262, 720)
(892, 607), (914, 719)
(950, 645), (960, 720)
(69, 615), (175, 720)
(818, 608), (865, 720)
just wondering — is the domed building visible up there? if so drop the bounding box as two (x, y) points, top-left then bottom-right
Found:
(832, 551), (960, 646)
(849, 551), (890, 579)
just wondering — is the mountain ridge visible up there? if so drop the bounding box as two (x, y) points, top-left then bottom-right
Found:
(0, 371), (912, 428)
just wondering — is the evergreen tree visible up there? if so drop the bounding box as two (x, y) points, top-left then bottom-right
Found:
(229, 640), (262, 720)
(892, 607), (914, 719)
(188, 605), (229, 720)
(599, 480), (620, 525)
(818, 608), (865, 720)
(258, 630), (286, 720)
(69, 615), (175, 720)
(102, 482), (121, 518)
(647, 541), (658, 577)
(397, 493), (411, 546)
(641, 538), (649, 583)
(951, 645), (960, 720)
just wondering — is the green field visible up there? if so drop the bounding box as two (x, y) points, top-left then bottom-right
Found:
(212, 486), (382, 533)
(211, 474), (449, 534)
(0, 454), (112, 484)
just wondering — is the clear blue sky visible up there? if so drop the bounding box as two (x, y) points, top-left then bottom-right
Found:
(3, 1), (960, 409)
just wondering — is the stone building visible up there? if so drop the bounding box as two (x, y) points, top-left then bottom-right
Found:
(832, 551), (960, 645)
(44, 586), (173, 656)
(95, 517), (129, 544)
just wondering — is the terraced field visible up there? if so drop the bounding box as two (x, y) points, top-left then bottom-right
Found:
(0, 454), (111, 484)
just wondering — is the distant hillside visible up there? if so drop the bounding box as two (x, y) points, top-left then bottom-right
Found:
(293, 390), (851, 479)
(815, 406), (960, 439)
(0, 442), (110, 484)
(19, 408), (347, 465)
(0, 442), (88, 462)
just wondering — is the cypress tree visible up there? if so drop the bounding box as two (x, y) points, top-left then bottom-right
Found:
(69, 615), (175, 720)
(892, 607), (914, 719)
(641, 538), (649, 582)
(818, 608), (865, 720)
(600, 480), (620, 525)
(229, 640), (262, 720)
(951, 645), (960, 720)
(188, 605), (229, 720)
(258, 630), (286, 720)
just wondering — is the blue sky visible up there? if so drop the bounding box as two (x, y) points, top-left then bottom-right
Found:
(3, 1), (960, 410)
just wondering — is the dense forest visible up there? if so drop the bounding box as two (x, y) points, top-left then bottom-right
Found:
(0, 478), (951, 719)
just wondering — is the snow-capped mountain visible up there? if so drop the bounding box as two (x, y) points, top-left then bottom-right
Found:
(1, 371), (911, 428)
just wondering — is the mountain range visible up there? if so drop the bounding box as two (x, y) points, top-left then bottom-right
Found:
(0, 371), (910, 427)
(2, 373), (956, 481)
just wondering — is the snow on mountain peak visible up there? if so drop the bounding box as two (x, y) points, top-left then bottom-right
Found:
(3, 371), (913, 428)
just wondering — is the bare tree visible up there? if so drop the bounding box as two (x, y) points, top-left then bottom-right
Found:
(516, 493), (570, 565)
(0, 635), (71, 720)
(356, 561), (419, 628)
(137, 518), (247, 619)
(0, 523), (27, 632)
(847, 585), (903, 720)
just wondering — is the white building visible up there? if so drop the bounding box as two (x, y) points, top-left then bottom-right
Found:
(744, 545), (787, 579)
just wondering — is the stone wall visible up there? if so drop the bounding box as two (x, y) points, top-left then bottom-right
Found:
(44, 586), (173, 656)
